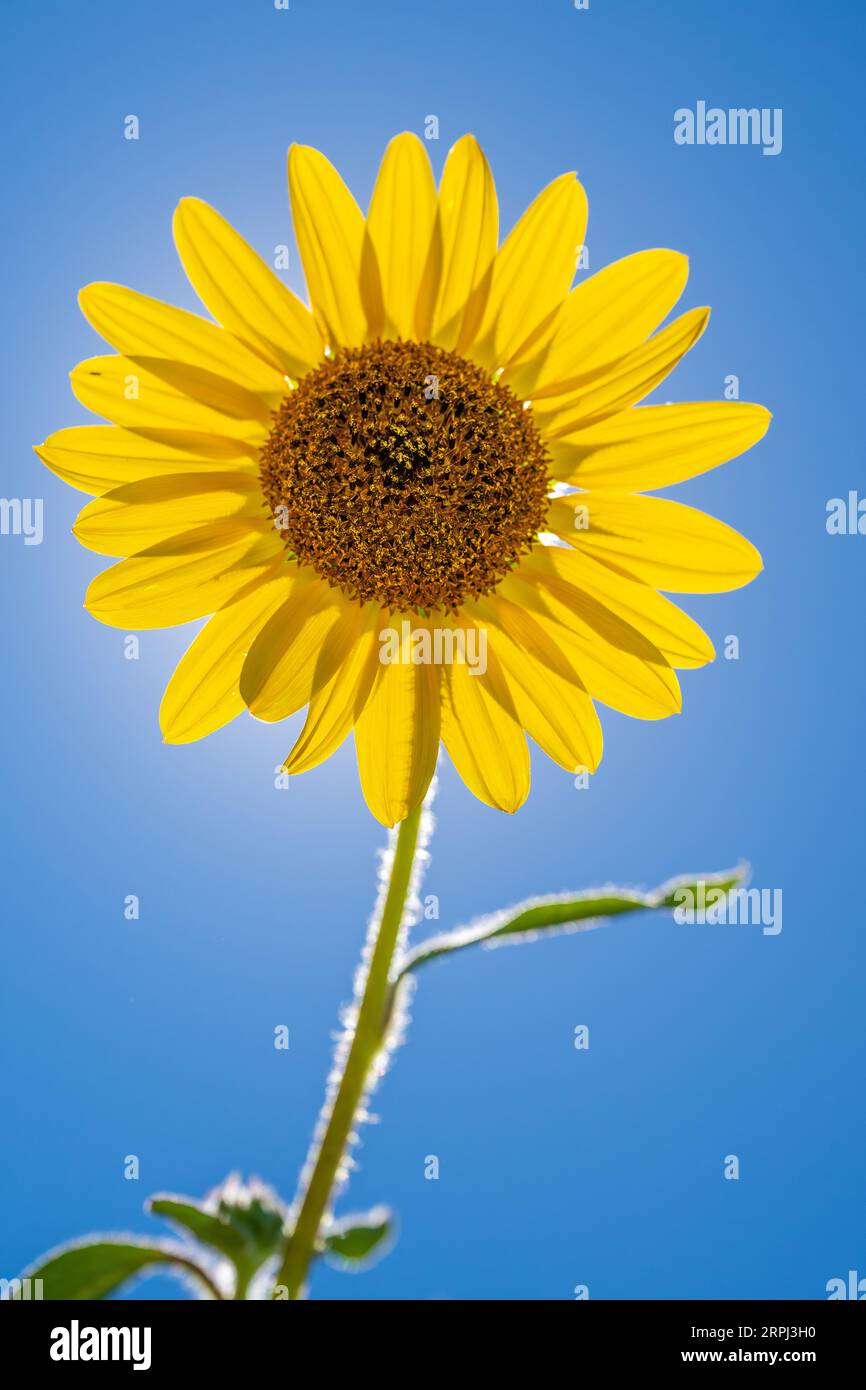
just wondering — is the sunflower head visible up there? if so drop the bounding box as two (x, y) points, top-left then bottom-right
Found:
(36, 132), (770, 826)
(259, 338), (550, 613)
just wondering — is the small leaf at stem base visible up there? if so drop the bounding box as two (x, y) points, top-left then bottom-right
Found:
(322, 1206), (394, 1270)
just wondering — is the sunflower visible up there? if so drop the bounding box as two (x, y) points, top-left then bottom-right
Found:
(36, 133), (769, 826)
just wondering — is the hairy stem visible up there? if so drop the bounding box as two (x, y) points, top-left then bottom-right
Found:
(274, 804), (424, 1299)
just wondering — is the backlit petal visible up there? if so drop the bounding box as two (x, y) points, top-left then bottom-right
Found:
(160, 569), (294, 743)
(473, 596), (603, 772)
(528, 540), (715, 669)
(547, 491), (763, 592)
(440, 621), (529, 812)
(366, 133), (438, 340)
(469, 172), (587, 369)
(78, 282), (286, 397)
(34, 426), (258, 496)
(430, 134), (498, 352)
(532, 307), (710, 435)
(354, 615), (441, 826)
(502, 561), (681, 720)
(288, 143), (384, 347)
(547, 401), (772, 488)
(510, 249), (689, 397)
(283, 606), (382, 775)
(73, 472), (267, 556)
(240, 574), (361, 722)
(173, 197), (322, 377)
(71, 355), (271, 442)
(84, 531), (283, 629)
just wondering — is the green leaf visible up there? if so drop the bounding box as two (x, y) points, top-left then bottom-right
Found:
(148, 1198), (249, 1261)
(395, 865), (749, 980)
(149, 1176), (285, 1294)
(322, 1206), (394, 1269)
(13, 1239), (215, 1301)
(214, 1189), (285, 1258)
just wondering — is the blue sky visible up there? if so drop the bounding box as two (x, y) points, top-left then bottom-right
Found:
(2, 0), (864, 1299)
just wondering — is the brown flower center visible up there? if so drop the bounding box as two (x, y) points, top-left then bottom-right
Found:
(259, 340), (550, 612)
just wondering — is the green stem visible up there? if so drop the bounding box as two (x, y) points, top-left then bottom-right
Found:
(274, 804), (423, 1300)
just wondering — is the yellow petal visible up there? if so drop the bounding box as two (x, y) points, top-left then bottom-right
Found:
(533, 306), (710, 435)
(430, 134), (498, 352)
(240, 575), (361, 721)
(512, 249), (689, 396)
(78, 283), (286, 397)
(469, 172), (588, 369)
(547, 491), (763, 592)
(354, 616), (441, 827)
(528, 539), (714, 669)
(366, 133), (438, 340)
(288, 144), (384, 347)
(473, 596), (602, 772)
(502, 562), (681, 720)
(34, 426), (258, 496)
(283, 606), (381, 774)
(173, 197), (322, 377)
(71, 355), (270, 442)
(547, 401), (772, 489)
(85, 531), (283, 629)
(73, 472), (267, 556)
(440, 622), (529, 812)
(160, 569), (294, 743)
